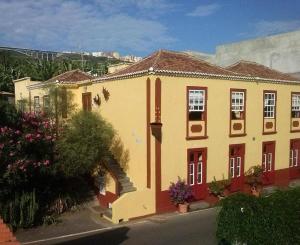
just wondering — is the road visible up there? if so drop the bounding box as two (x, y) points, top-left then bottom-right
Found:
(32, 208), (218, 245)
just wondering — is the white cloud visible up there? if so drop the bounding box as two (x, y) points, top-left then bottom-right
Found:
(0, 0), (175, 54)
(187, 3), (220, 17)
(253, 20), (300, 36)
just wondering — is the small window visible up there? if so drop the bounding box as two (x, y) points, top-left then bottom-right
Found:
(231, 91), (244, 119)
(43, 95), (50, 111)
(17, 100), (26, 112)
(189, 89), (205, 121)
(292, 94), (300, 118)
(264, 93), (276, 118)
(34, 96), (40, 113)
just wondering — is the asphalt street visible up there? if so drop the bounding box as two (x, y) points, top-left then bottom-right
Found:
(35, 208), (218, 245)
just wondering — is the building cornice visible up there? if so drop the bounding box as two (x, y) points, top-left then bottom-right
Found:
(92, 69), (300, 85)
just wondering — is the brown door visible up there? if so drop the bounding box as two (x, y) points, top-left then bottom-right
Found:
(187, 148), (207, 200)
(229, 144), (245, 192)
(290, 139), (300, 179)
(262, 141), (275, 185)
(82, 93), (92, 111)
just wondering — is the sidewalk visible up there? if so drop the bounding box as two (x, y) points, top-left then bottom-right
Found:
(15, 207), (112, 244)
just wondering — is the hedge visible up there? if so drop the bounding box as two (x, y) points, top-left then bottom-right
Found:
(217, 187), (300, 245)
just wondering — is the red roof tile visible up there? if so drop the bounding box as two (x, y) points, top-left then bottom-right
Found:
(47, 69), (93, 84)
(105, 50), (237, 77)
(227, 61), (299, 81)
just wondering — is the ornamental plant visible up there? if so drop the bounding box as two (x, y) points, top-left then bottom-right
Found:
(169, 177), (193, 205)
(208, 175), (231, 197)
(0, 112), (55, 179)
(245, 165), (263, 188)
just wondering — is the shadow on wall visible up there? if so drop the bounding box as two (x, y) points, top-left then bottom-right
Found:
(57, 226), (130, 245)
(110, 136), (130, 172)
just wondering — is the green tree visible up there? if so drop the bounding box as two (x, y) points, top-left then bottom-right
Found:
(56, 111), (115, 177)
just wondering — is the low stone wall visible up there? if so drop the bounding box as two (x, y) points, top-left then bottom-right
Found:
(0, 218), (20, 245)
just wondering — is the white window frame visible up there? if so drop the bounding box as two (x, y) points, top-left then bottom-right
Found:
(267, 153), (272, 171)
(231, 91), (244, 112)
(189, 163), (194, 186)
(189, 89), (205, 112)
(230, 158), (235, 178)
(294, 149), (298, 167)
(263, 153), (267, 172)
(236, 157), (241, 177)
(197, 160), (203, 184)
(290, 148), (298, 167)
(264, 93), (276, 118)
(292, 94), (300, 112)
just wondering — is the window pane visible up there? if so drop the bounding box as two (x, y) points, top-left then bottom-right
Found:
(189, 163), (194, 185)
(267, 153), (272, 171)
(197, 161), (202, 184)
(264, 93), (276, 118)
(236, 157), (241, 177)
(290, 150), (294, 167)
(189, 89), (205, 112)
(230, 158), (235, 178)
(262, 154), (267, 172)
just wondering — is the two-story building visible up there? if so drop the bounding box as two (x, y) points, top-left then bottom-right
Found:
(14, 50), (300, 223)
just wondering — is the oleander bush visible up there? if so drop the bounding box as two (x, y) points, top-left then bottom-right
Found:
(217, 188), (300, 245)
(0, 107), (115, 229)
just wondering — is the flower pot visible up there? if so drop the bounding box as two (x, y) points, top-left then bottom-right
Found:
(251, 186), (262, 197)
(178, 203), (189, 213)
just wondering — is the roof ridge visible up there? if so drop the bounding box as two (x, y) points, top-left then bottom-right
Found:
(174, 50), (241, 76)
(152, 49), (162, 69)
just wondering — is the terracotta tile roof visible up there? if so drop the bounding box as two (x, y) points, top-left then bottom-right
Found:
(47, 69), (93, 84)
(227, 61), (299, 81)
(103, 50), (237, 77)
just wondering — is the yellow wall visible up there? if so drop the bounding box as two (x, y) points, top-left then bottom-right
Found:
(160, 76), (300, 190)
(92, 78), (148, 190)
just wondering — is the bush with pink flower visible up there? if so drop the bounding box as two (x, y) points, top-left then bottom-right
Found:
(169, 177), (193, 205)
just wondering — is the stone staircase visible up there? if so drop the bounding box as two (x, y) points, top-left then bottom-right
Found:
(106, 158), (136, 195)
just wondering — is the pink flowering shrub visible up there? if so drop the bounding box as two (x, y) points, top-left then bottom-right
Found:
(0, 112), (56, 177)
(169, 177), (193, 205)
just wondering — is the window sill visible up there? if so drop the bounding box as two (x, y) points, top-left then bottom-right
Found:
(186, 136), (208, 140)
(290, 130), (300, 133)
(229, 133), (247, 138)
(262, 131), (277, 135)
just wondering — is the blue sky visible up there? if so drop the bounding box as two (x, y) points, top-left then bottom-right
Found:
(0, 0), (300, 57)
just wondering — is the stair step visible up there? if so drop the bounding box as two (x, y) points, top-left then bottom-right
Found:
(120, 186), (137, 194)
(119, 176), (130, 182)
(103, 209), (112, 219)
(120, 182), (134, 188)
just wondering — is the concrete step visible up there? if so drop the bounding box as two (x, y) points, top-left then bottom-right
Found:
(189, 201), (210, 211)
(289, 179), (300, 188)
(120, 182), (134, 188)
(261, 185), (278, 196)
(120, 186), (137, 195)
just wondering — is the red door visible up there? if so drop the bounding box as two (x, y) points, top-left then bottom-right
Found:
(187, 149), (207, 200)
(290, 139), (300, 179)
(82, 93), (92, 111)
(262, 141), (275, 185)
(229, 144), (245, 192)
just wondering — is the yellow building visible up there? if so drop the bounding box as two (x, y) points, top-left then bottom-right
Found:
(14, 50), (300, 223)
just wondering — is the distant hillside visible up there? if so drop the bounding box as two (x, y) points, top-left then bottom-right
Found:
(0, 49), (123, 93)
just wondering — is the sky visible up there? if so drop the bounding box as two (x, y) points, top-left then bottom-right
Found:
(0, 0), (300, 57)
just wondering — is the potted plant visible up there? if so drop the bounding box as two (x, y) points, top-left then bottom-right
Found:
(169, 177), (193, 213)
(208, 176), (231, 199)
(245, 165), (263, 197)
